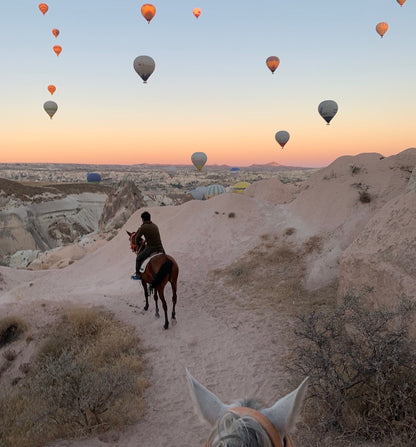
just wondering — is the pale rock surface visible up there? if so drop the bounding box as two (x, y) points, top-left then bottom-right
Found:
(98, 180), (146, 232)
(338, 189), (416, 307)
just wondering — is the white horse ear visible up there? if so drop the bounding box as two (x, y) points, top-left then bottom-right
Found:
(186, 368), (231, 425)
(261, 377), (309, 438)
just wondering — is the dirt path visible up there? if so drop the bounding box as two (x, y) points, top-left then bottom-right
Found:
(45, 259), (293, 447)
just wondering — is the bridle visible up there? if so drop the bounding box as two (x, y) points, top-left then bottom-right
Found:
(129, 231), (145, 254)
(205, 406), (292, 447)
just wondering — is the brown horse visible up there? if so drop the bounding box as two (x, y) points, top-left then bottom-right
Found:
(127, 231), (179, 329)
(186, 369), (309, 447)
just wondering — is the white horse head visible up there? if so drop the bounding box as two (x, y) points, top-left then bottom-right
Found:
(186, 369), (308, 447)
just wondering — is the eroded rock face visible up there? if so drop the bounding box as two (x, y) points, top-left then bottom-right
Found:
(0, 193), (108, 262)
(98, 180), (146, 233)
(338, 190), (416, 307)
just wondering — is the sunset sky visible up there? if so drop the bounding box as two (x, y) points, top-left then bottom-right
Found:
(1, 0), (415, 168)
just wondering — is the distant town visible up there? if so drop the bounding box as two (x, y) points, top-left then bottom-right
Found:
(0, 162), (317, 207)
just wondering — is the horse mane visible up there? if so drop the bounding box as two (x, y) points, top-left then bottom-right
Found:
(206, 400), (274, 447)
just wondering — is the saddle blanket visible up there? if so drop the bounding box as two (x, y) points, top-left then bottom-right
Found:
(139, 252), (164, 273)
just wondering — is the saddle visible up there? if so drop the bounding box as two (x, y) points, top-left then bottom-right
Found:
(139, 252), (164, 273)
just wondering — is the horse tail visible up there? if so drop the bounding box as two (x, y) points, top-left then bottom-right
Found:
(152, 259), (173, 287)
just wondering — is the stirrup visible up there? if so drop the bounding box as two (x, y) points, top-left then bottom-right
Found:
(131, 274), (141, 280)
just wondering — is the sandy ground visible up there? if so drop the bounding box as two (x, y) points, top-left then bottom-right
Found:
(1, 194), (306, 447)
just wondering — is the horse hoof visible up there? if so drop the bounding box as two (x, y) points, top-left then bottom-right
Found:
(164, 323), (169, 330)
(155, 313), (160, 318)
(144, 305), (149, 311)
(172, 319), (177, 326)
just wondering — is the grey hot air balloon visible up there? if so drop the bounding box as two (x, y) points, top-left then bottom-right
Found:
(275, 130), (290, 148)
(133, 55), (155, 83)
(318, 100), (338, 125)
(43, 100), (58, 119)
(191, 152), (207, 171)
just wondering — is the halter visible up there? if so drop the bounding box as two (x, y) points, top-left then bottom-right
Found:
(205, 406), (292, 447)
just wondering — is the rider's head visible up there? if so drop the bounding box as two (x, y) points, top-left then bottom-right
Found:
(141, 211), (151, 222)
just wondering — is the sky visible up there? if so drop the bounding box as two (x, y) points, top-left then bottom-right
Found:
(0, 0), (415, 168)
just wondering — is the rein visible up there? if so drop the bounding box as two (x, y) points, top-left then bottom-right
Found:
(205, 407), (291, 447)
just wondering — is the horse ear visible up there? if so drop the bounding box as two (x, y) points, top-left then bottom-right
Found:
(186, 368), (231, 425)
(126, 231), (132, 236)
(261, 377), (309, 439)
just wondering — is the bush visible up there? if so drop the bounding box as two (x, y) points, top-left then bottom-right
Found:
(289, 294), (416, 443)
(359, 190), (371, 203)
(0, 307), (148, 447)
(0, 316), (26, 348)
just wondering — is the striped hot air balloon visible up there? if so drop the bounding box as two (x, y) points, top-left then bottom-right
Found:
(205, 184), (226, 199)
(233, 182), (250, 194)
(38, 3), (48, 15)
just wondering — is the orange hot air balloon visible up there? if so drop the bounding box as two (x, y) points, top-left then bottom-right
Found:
(397, 0), (406, 5)
(193, 8), (201, 19)
(141, 4), (156, 23)
(47, 84), (56, 95)
(52, 28), (60, 38)
(376, 22), (388, 38)
(266, 56), (280, 74)
(38, 3), (48, 15)
(53, 45), (62, 56)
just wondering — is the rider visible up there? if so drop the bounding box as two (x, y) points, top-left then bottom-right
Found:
(131, 211), (165, 280)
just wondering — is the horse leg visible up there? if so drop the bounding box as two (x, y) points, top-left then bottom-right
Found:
(170, 280), (177, 322)
(158, 286), (169, 329)
(142, 280), (149, 311)
(153, 289), (160, 319)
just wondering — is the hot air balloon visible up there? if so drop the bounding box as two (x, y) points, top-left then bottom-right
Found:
(266, 56), (280, 74)
(47, 84), (56, 95)
(191, 152), (207, 171)
(376, 22), (388, 38)
(165, 166), (177, 178)
(205, 184), (226, 199)
(230, 167), (241, 176)
(275, 130), (290, 148)
(38, 3), (48, 15)
(133, 56), (155, 83)
(318, 100), (338, 125)
(397, 0), (406, 5)
(193, 8), (201, 18)
(52, 28), (60, 38)
(141, 4), (156, 23)
(53, 45), (62, 56)
(233, 182), (251, 194)
(43, 101), (58, 119)
(189, 186), (207, 200)
(87, 172), (102, 183)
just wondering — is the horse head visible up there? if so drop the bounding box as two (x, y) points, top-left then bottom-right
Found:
(127, 230), (144, 254)
(186, 369), (308, 447)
